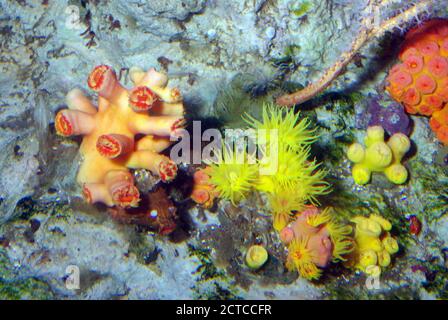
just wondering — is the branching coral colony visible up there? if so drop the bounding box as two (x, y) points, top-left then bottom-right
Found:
(55, 65), (185, 207)
(276, 0), (434, 107)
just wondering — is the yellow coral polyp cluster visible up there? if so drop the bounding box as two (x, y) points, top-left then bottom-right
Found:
(54, 65), (185, 207)
(348, 215), (399, 275)
(243, 103), (317, 152)
(207, 147), (258, 205)
(205, 103), (329, 231)
(347, 126), (411, 185)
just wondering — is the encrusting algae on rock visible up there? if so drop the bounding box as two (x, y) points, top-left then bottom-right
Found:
(347, 126), (411, 185)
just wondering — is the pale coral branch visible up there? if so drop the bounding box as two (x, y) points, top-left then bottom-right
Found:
(276, 0), (432, 107)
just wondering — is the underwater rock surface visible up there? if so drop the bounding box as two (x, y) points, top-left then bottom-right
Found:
(0, 0), (447, 299)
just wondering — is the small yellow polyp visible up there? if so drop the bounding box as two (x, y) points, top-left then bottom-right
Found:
(246, 245), (269, 270)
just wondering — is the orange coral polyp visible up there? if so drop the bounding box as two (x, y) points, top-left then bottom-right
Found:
(428, 56), (448, 77)
(404, 55), (424, 74)
(159, 160), (178, 182)
(129, 86), (158, 111)
(403, 88), (421, 106)
(389, 70), (412, 88)
(111, 184), (140, 207)
(424, 95), (443, 109)
(190, 167), (219, 209)
(415, 74), (436, 94)
(55, 112), (73, 136)
(96, 134), (133, 159)
(417, 41), (439, 57)
(88, 65), (111, 91)
(55, 64), (185, 207)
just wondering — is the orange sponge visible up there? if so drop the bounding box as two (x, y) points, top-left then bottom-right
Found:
(386, 19), (448, 145)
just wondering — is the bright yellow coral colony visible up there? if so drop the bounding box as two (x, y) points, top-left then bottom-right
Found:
(197, 103), (403, 281)
(347, 126), (411, 185)
(55, 65), (185, 207)
(205, 103), (330, 231)
(346, 215), (399, 276)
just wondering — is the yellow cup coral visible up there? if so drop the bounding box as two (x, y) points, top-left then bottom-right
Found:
(245, 245), (269, 270)
(347, 215), (399, 275)
(347, 126), (411, 185)
(207, 146), (258, 205)
(206, 103), (329, 222)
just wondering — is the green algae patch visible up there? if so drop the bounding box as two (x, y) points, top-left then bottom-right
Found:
(290, 1), (313, 18)
(0, 278), (54, 300)
(0, 250), (54, 300)
(187, 244), (242, 300)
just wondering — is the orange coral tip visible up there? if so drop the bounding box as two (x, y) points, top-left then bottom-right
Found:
(112, 184), (140, 208)
(88, 65), (112, 91)
(159, 160), (178, 182)
(129, 86), (158, 111)
(419, 105), (433, 116)
(96, 134), (134, 159)
(191, 188), (210, 205)
(55, 111), (73, 136)
(404, 103), (417, 115)
(82, 185), (93, 204)
(423, 95), (443, 110)
(429, 116), (442, 131)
